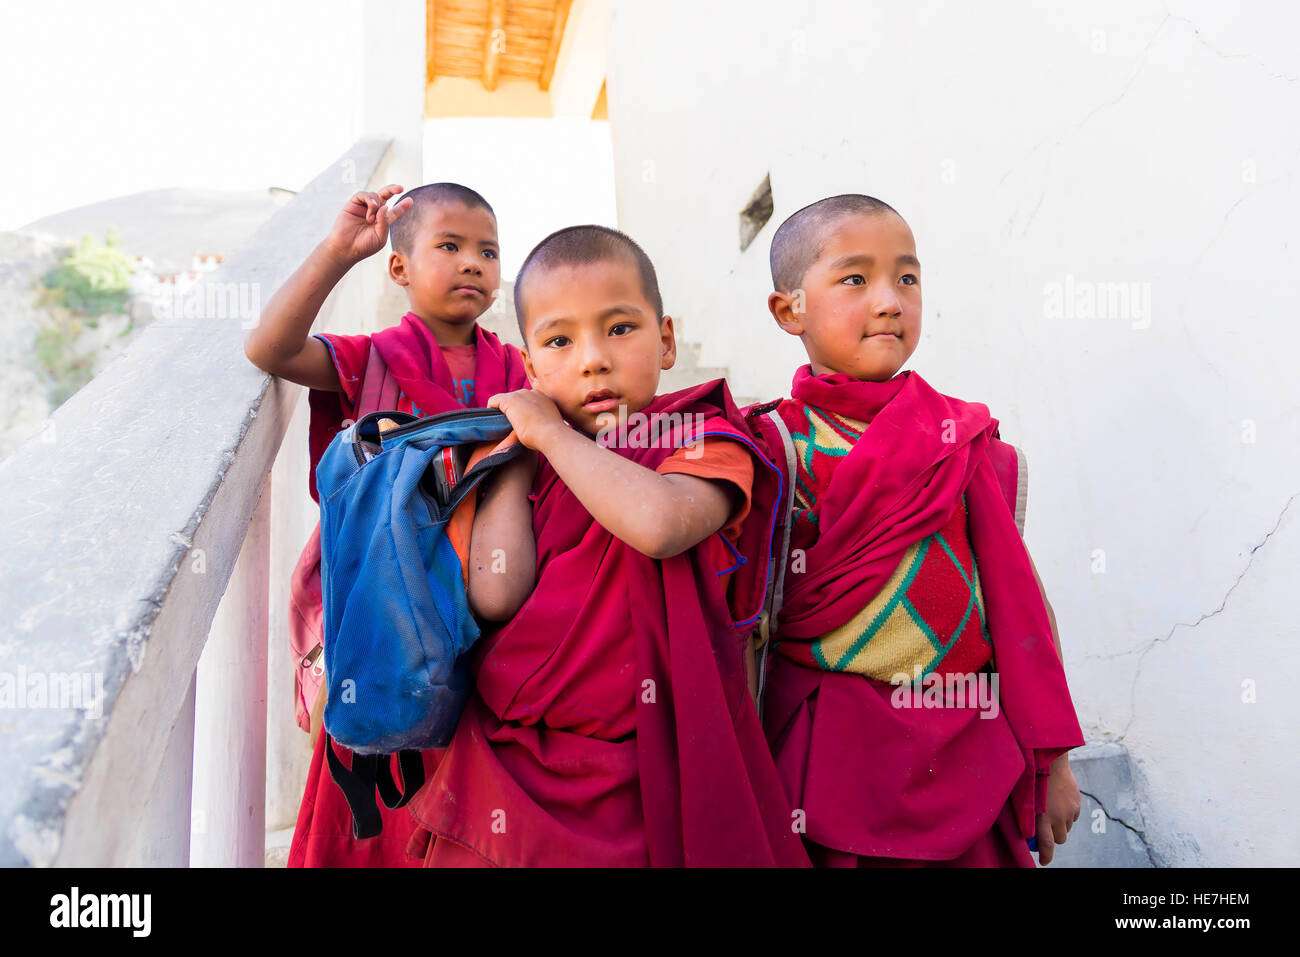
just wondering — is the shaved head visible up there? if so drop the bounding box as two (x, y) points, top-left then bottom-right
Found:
(389, 182), (496, 255)
(514, 225), (663, 337)
(769, 194), (902, 292)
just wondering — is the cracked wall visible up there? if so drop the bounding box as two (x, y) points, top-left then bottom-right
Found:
(608, 0), (1300, 865)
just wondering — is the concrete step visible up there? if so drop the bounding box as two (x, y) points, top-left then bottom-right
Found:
(1048, 741), (1155, 868)
(264, 825), (293, 868)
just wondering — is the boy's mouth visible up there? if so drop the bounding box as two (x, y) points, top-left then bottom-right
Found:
(582, 388), (620, 413)
(452, 283), (485, 297)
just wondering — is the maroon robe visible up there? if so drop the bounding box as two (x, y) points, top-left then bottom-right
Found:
(406, 379), (811, 867)
(760, 366), (1084, 866)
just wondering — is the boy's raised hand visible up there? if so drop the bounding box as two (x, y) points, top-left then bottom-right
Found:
(322, 184), (414, 265)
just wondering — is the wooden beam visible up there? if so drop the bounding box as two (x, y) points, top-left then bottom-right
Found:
(482, 0), (505, 92)
(538, 0), (572, 92)
(425, 0), (437, 84)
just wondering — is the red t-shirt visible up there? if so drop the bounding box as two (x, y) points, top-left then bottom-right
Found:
(441, 343), (477, 406)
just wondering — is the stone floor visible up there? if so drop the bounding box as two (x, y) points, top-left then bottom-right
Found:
(1049, 742), (1155, 868)
(262, 741), (1154, 868)
(264, 826), (293, 868)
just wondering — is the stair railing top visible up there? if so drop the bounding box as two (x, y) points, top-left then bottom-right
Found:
(0, 138), (393, 866)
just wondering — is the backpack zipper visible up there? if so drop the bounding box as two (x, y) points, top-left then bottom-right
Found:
(370, 406), (503, 439)
(349, 408), (508, 465)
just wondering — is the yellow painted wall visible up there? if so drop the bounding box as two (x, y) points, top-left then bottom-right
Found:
(425, 75), (554, 117)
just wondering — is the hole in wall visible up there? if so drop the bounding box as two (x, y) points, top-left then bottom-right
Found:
(739, 173), (773, 252)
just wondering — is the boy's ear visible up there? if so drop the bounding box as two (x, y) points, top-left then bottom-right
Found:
(388, 252), (409, 287)
(520, 347), (539, 386)
(658, 315), (678, 370)
(769, 289), (805, 336)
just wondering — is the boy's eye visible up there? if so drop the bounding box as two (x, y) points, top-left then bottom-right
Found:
(609, 323), (634, 336)
(438, 242), (457, 252)
(900, 274), (919, 286)
(483, 249), (498, 260)
(545, 335), (570, 348)
(841, 274), (865, 286)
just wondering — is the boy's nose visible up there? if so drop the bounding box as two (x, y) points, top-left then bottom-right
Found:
(871, 285), (903, 316)
(578, 338), (612, 375)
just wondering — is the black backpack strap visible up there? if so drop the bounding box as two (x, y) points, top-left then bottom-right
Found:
(325, 737), (427, 840)
(374, 749), (426, 811)
(325, 737), (384, 840)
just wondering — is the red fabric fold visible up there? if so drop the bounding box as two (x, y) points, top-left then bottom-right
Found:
(763, 365), (1083, 862)
(408, 379), (811, 867)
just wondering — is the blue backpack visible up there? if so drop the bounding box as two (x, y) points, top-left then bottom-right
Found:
(315, 403), (522, 837)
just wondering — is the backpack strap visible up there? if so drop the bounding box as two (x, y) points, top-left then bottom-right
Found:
(325, 739), (426, 840)
(443, 434), (524, 587)
(1012, 445), (1028, 535)
(987, 436), (1028, 536)
(358, 341), (401, 416)
(750, 406), (798, 722)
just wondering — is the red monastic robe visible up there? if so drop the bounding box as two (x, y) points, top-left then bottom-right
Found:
(405, 379), (812, 867)
(761, 366), (1084, 867)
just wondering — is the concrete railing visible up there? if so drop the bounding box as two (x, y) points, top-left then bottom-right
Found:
(0, 137), (397, 866)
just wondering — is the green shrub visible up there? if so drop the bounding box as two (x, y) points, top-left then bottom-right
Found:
(41, 228), (133, 316)
(34, 317), (96, 406)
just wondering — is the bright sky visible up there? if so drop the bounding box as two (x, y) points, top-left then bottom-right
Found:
(0, 1), (617, 279)
(0, 0), (365, 231)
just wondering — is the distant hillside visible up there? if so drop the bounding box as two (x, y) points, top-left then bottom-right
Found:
(1, 188), (282, 459)
(0, 231), (68, 458)
(22, 187), (283, 276)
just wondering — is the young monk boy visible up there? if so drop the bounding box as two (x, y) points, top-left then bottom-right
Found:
(403, 225), (810, 867)
(243, 182), (529, 867)
(760, 194), (1084, 867)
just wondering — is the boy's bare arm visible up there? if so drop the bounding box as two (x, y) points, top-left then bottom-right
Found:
(1023, 546), (1082, 863)
(1026, 550), (1064, 662)
(488, 390), (732, 560)
(540, 427), (732, 559)
(243, 185), (413, 391)
(467, 449), (538, 621)
(243, 246), (352, 390)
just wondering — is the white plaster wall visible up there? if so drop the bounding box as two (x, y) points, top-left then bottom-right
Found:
(362, 0), (426, 191)
(608, 0), (1299, 866)
(423, 118), (619, 278)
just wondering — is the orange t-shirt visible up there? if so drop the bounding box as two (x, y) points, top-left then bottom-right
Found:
(655, 436), (755, 578)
